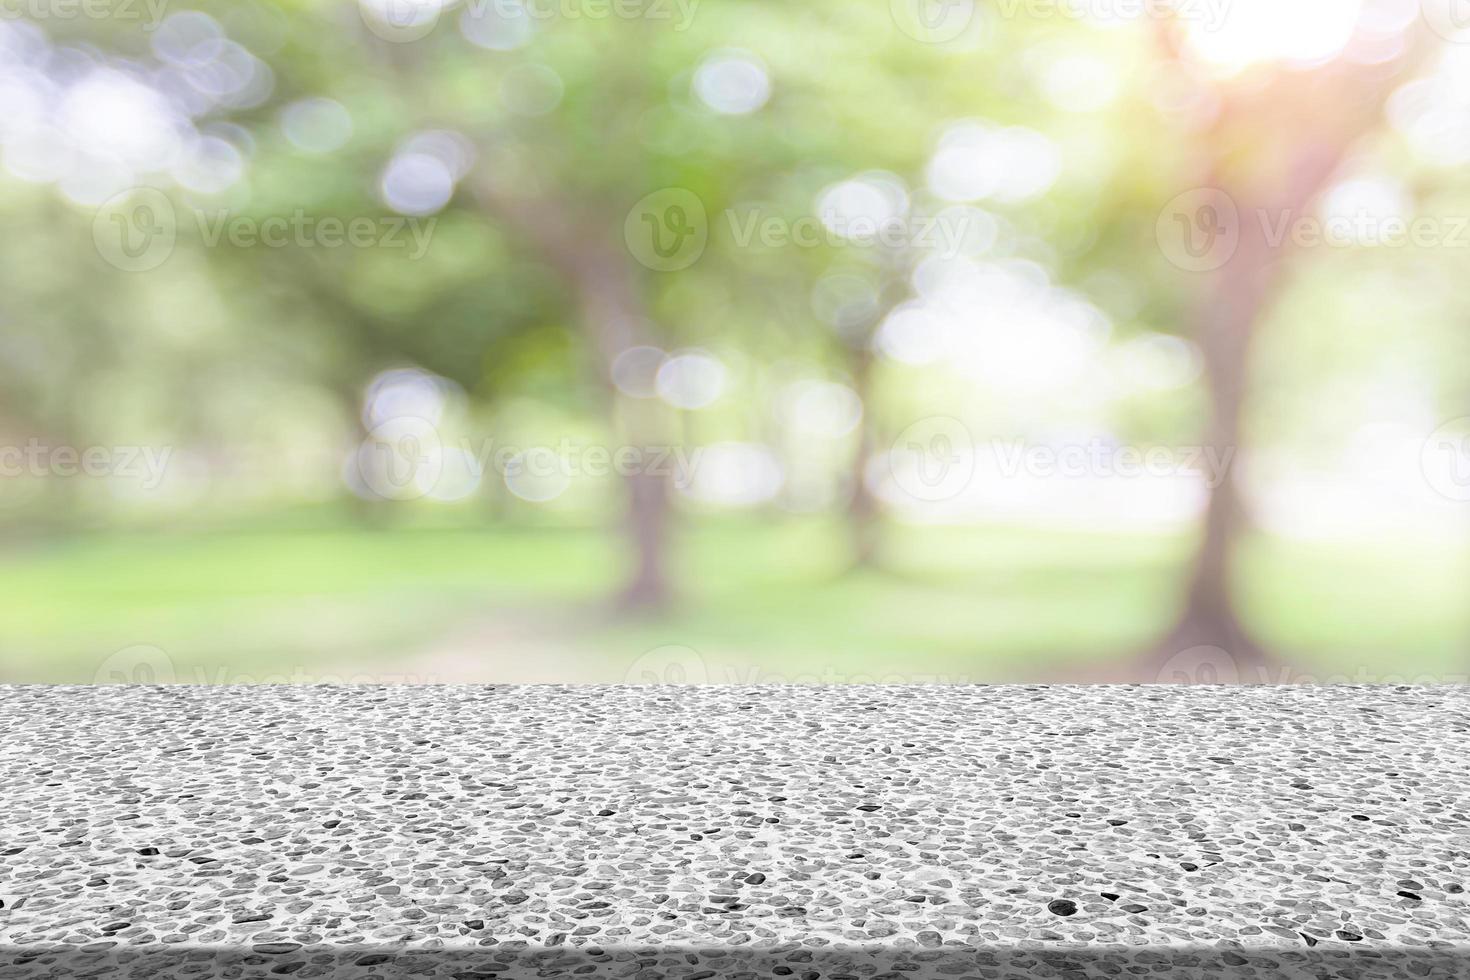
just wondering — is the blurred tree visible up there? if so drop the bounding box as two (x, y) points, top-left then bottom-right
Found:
(272, 1), (1075, 602)
(1137, 21), (1426, 678)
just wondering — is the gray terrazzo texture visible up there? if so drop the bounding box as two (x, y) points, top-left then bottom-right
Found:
(0, 684), (1467, 979)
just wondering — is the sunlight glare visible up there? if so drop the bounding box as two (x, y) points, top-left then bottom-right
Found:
(1183, 0), (1365, 74)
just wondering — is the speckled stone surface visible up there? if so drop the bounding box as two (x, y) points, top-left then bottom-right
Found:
(1, 685), (1468, 979)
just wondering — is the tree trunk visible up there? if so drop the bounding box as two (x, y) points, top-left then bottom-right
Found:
(471, 181), (677, 612)
(1141, 221), (1275, 681)
(619, 467), (672, 610)
(574, 257), (675, 613)
(1130, 29), (1427, 683)
(846, 346), (880, 570)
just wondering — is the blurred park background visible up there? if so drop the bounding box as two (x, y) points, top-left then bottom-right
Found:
(4, 0), (1470, 685)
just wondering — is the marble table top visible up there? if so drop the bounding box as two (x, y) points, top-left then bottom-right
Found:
(1, 684), (1467, 978)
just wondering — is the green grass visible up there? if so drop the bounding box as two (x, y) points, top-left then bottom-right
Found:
(0, 518), (1464, 684)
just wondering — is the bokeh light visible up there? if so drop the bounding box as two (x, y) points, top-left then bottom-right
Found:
(693, 50), (770, 115)
(280, 98), (353, 154)
(656, 352), (726, 410)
